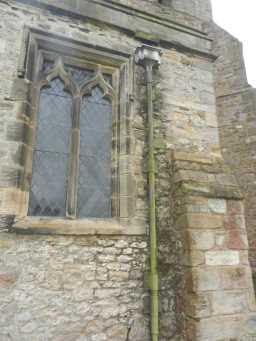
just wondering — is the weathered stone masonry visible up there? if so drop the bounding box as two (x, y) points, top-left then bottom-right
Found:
(171, 151), (256, 340)
(0, 0), (256, 340)
(208, 22), (256, 293)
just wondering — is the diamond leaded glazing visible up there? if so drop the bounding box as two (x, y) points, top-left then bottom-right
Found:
(78, 87), (112, 218)
(42, 60), (54, 74)
(29, 60), (113, 219)
(28, 78), (72, 217)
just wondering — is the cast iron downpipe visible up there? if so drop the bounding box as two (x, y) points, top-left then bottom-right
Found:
(135, 45), (162, 341)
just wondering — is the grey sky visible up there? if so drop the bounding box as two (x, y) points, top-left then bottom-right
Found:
(211, 0), (256, 87)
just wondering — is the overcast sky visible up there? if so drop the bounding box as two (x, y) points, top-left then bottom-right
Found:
(211, 0), (256, 87)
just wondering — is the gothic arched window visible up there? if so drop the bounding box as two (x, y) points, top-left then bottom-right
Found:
(28, 58), (115, 219)
(13, 28), (135, 234)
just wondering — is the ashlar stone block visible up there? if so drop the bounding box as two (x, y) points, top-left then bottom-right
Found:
(191, 268), (222, 292)
(208, 199), (227, 214)
(205, 250), (240, 266)
(184, 293), (212, 318)
(186, 229), (215, 250)
(227, 229), (248, 250)
(220, 267), (250, 290)
(177, 213), (224, 229)
(195, 315), (247, 340)
(211, 290), (248, 315)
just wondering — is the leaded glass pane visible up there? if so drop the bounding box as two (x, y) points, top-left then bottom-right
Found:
(103, 73), (112, 86)
(37, 79), (72, 153)
(28, 151), (69, 217)
(42, 60), (54, 74)
(78, 86), (112, 218)
(28, 78), (72, 217)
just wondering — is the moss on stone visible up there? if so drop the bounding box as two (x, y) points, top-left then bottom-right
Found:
(135, 31), (161, 44)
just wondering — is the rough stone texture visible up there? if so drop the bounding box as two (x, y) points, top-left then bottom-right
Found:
(0, 0), (255, 341)
(171, 0), (212, 21)
(0, 1), (189, 340)
(89, 0), (212, 17)
(207, 22), (256, 294)
(0, 234), (150, 341)
(113, 0), (213, 21)
(170, 152), (256, 341)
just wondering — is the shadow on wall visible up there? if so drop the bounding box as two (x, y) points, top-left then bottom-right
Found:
(158, 0), (172, 6)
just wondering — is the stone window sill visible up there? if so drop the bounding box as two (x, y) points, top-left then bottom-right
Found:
(12, 217), (146, 236)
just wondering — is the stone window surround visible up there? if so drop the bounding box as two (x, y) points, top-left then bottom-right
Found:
(12, 26), (144, 235)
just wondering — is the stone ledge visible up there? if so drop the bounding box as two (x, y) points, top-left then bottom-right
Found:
(11, 217), (146, 236)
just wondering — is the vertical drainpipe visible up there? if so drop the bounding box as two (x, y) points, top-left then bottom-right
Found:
(135, 45), (162, 341)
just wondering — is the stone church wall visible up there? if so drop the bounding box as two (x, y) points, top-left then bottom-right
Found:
(0, 1), (204, 340)
(208, 22), (256, 291)
(112, 0), (212, 21)
(0, 1), (255, 340)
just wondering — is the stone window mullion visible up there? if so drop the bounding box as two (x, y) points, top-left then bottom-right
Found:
(66, 95), (81, 219)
